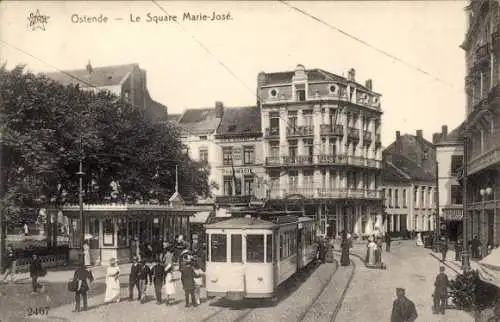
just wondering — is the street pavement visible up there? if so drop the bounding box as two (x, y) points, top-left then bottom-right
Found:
(334, 239), (474, 322)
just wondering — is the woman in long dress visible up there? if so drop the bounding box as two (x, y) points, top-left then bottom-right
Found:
(104, 258), (120, 303)
(83, 241), (91, 266)
(163, 263), (176, 305)
(366, 236), (377, 266)
(416, 232), (424, 247)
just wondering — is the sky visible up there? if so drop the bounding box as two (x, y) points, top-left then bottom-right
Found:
(1, 1), (467, 147)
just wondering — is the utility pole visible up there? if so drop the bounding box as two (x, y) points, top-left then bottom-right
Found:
(462, 135), (471, 272)
(434, 161), (440, 252)
(77, 137), (85, 264)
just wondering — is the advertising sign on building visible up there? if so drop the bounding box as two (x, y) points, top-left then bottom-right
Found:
(223, 167), (252, 175)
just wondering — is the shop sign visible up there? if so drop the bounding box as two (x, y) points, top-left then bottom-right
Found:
(223, 167), (252, 175)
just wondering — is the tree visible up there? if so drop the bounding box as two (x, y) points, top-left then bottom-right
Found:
(0, 64), (210, 226)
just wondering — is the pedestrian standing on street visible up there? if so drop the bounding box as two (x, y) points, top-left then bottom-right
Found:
(2, 244), (17, 283)
(433, 266), (449, 315)
(340, 231), (350, 266)
(385, 232), (392, 252)
(137, 259), (151, 304)
(72, 262), (94, 312)
(455, 238), (463, 261)
(472, 236), (482, 259)
(24, 223), (29, 236)
(151, 258), (165, 304)
(391, 288), (418, 322)
(104, 258), (120, 304)
(163, 263), (176, 305)
(128, 256), (140, 301)
(29, 254), (45, 294)
(83, 240), (91, 266)
(441, 238), (449, 262)
(181, 256), (201, 307)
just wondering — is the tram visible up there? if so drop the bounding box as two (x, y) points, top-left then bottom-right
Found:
(204, 212), (318, 300)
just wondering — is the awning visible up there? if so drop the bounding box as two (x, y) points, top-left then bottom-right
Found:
(442, 206), (463, 221)
(479, 247), (500, 288)
(190, 211), (211, 224)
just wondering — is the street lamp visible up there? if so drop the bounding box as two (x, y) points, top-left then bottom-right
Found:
(462, 134), (471, 272)
(340, 200), (352, 266)
(77, 138), (85, 265)
(480, 185), (493, 256)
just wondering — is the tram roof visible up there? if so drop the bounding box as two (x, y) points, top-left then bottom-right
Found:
(205, 217), (277, 229)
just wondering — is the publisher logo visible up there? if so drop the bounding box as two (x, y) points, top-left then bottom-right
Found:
(27, 9), (50, 31)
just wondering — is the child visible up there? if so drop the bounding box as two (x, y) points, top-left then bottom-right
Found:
(181, 256), (201, 307)
(163, 263), (175, 305)
(193, 259), (204, 305)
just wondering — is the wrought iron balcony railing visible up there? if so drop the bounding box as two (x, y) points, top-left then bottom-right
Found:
(320, 124), (344, 136)
(264, 154), (382, 168)
(286, 125), (314, 137)
(268, 187), (383, 199)
(347, 127), (360, 141)
(264, 127), (280, 138)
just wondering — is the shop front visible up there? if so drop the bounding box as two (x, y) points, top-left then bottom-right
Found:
(63, 204), (200, 265)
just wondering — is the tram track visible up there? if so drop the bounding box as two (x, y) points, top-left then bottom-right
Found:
(328, 252), (358, 322)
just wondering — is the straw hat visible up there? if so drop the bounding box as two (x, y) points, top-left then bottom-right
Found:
(109, 258), (116, 265)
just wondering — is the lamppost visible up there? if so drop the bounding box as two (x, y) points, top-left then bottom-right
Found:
(480, 185), (493, 256)
(434, 161), (441, 252)
(77, 138), (85, 263)
(462, 134), (471, 272)
(340, 199), (352, 266)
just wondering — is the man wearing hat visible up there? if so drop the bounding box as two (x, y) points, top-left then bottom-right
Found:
(151, 258), (166, 304)
(137, 259), (151, 304)
(433, 266), (450, 315)
(391, 288), (418, 322)
(128, 256), (140, 301)
(181, 255), (201, 307)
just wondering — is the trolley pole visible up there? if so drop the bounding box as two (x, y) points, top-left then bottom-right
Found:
(462, 134), (471, 272)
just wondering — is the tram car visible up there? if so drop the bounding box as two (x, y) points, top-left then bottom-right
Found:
(204, 213), (318, 300)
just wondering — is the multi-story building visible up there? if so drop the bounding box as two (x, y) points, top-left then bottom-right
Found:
(382, 130), (437, 233)
(433, 124), (465, 241)
(213, 106), (266, 207)
(461, 0), (500, 247)
(43, 62), (168, 122)
(258, 64), (383, 238)
(174, 102), (224, 199)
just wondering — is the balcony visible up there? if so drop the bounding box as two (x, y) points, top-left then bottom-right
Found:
(268, 187), (382, 200)
(215, 195), (253, 206)
(347, 127), (360, 142)
(286, 125), (314, 137)
(320, 124), (344, 136)
(363, 131), (372, 143)
(264, 154), (382, 169)
(264, 127), (280, 139)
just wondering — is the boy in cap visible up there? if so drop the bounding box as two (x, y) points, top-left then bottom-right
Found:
(433, 266), (449, 314)
(181, 255), (202, 307)
(128, 256), (140, 301)
(391, 288), (418, 322)
(151, 258), (165, 304)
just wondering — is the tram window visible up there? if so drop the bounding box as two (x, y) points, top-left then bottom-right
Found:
(231, 234), (242, 263)
(280, 234), (284, 259)
(246, 235), (264, 263)
(266, 234), (273, 263)
(211, 234), (227, 262)
(206, 234), (209, 260)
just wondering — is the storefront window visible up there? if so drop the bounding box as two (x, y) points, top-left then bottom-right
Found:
(211, 234), (227, 262)
(88, 217), (99, 249)
(266, 234), (273, 263)
(117, 217), (128, 247)
(231, 234), (242, 263)
(247, 234), (264, 263)
(103, 218), (114, 246)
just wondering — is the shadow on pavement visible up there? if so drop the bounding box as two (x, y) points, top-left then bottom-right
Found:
(208, 260), (330, 309)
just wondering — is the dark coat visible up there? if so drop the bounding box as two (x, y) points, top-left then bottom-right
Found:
(434, 272), (449, 298)
(391, 296), (418, 322)
(137, 264), (151, 284)
(73, 267), (94, 292)
(29, 258), (43, 278)
(181, 264), (200, 291)
(129, 263), (140, 282)
(151, 263), (166, 284)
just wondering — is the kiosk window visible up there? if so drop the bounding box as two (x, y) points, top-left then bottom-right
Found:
(231, 234), (242, 263)
(211, 234), (227, 262)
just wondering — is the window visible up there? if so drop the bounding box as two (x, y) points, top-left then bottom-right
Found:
(400, 215), (407, 231)
(223, 147), (233, 166)
(395, 189), (399, 208)
(403, 189), (407, 208)
(199, 136), (208, 141)
(451, 155), (463, 176)
(231, 234), (242, 263)
(243, 146), (255, 164)
(246, 234), (265, 263)
(223, 176), (233, 196)
(270, 112), (280, 134)
(211, 234), (227, 262)
(266, 234), (273, 263)
(103, 218), (114, 246)
(117, 217), (127, 247)
(420, 190), (425, 208)
(270, 141), (280, 157)
(388, 189), (392, 208)
(289, 170), (298, 189)
(304, 139), (314, 157)
(303, 110), (313, 126)
(414, 189), (418, 206)
(330, 139), (337, 156)
(303, 170), (314, 189)
(296, 89), (306, 101)
(288, 140), (298, 158)
(288, 111), (297, 131)
(243, 175), (254, 196)
(199, 148), (208, 163)
(451, 185), (463, 204)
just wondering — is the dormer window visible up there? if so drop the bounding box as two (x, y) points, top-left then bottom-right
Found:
(329, 84), (338, 95)
(296, 87), (306, 101)
(199, 136), (207, 141)
(269, 88), (279, 98)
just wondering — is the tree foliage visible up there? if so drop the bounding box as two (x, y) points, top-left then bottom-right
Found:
(0, 64), (210, 225)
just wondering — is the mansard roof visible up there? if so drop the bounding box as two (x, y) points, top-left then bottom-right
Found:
(215, 106), (261, 138)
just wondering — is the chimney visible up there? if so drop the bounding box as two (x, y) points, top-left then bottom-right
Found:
(441, 125), (448, 137)
(416, 129), (423, 138)
(396, 131), (400, 140)
(395, 131), (402, 154)
(432, 133), (440, 144)
(365, 79), (372, 90)
(215, 101), (224, 118)
(348, 68), (356, 82)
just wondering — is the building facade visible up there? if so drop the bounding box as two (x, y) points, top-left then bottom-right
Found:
(174, 102), (224, 199)
(43, 62), (168, 122)
(461, 0), (500, 248)
(382, 130), (437, 234)
(433, 124), (465, 241)
(258, 64), (384, 238)
(213, 106), (266, 207)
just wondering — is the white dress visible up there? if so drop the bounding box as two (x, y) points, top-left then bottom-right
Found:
(104, 266), (120, 302)
(416, 233), (424, 247)
(83, 243), (91, 266)
(164, 272), (176, 297)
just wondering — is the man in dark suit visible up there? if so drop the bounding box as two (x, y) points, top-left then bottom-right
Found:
(29, 254), (44, 294)
(128, 256), (140, 301)
(385, 232), (392, 252)
(391, 288), (418, 322)
(137, 259), (151, 304)
(433, 266), (450, 314)
(151, 259), (165, 304)
(72, 262), (94, 312)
